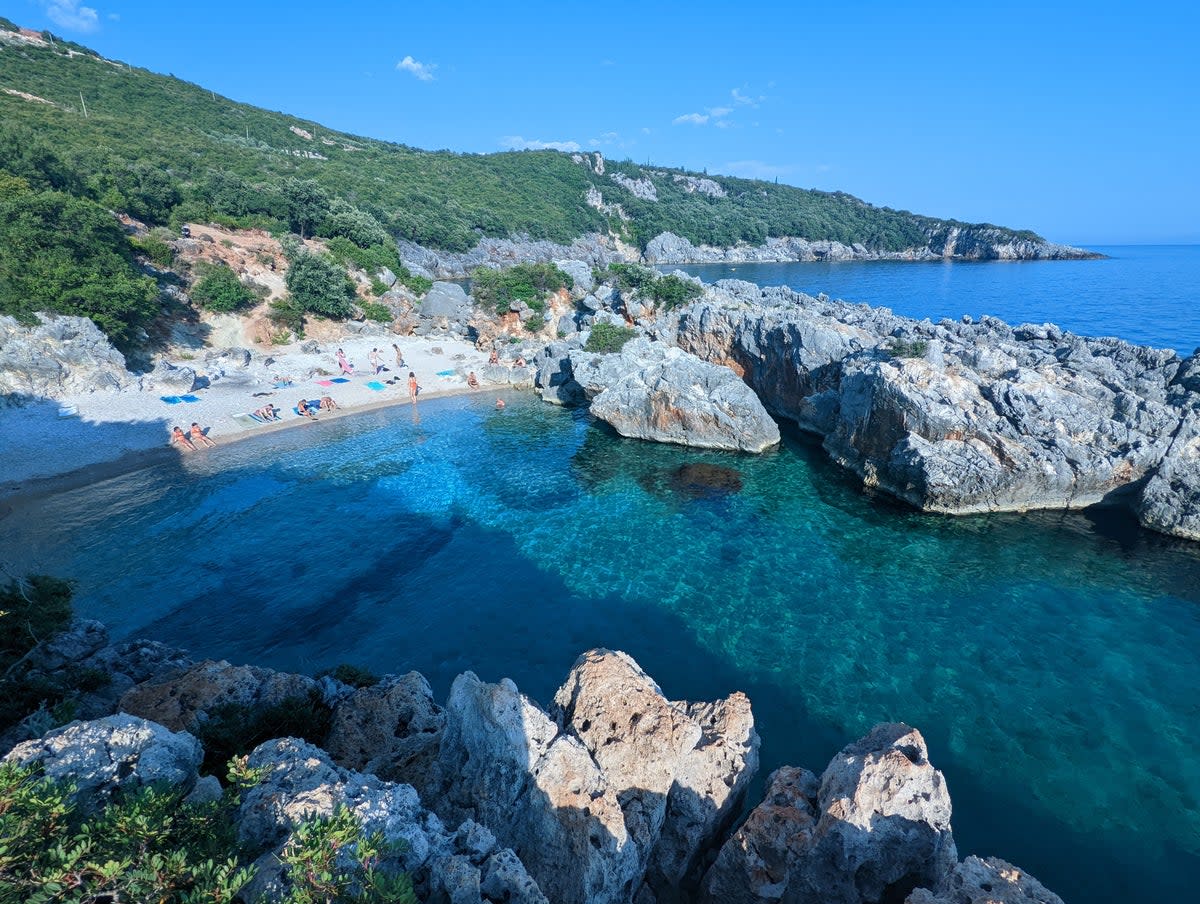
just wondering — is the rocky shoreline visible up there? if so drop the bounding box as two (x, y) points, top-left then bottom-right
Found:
(3, 620), (1064, 904)
(393, 230), (1097, 281)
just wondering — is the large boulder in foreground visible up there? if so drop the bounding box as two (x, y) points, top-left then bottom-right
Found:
(1137, 404), (1200, 540)
(238, 737), (547, 904)
(419, 649), (760, 904)
(906, 856), (1064, 904)
(571, 339), (780, 453)
(701, 723), (956, 904)
(3, 714), (202, 809)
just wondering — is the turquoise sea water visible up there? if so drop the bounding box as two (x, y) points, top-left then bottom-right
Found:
(667, 244), (1200, 355)
(3, 393), (1198, 903)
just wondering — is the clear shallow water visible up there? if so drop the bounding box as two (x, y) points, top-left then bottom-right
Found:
(4, 394), (1200, 903)
(667, 245), (1200, 355)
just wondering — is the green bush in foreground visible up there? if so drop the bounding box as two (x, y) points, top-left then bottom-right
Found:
(0, 761), (252, 904)
(650, 273), (702, 309)
(191, 261), (255, 312)
(360, 301), (393, 323)
(285, 251), (358, 320)
(584, 322), (637, 354)
(128, 233), (174, 267)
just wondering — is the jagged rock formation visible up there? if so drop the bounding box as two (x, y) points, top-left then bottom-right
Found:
(567, 338), (781, 453)
(239, 737), (547, 904)
(700, 724), (956, 904)
(669, 281), (1200, 539)
(397, 235), (619, 280)
(0, 625), (1063, 904)
(0, 314), (133, 401)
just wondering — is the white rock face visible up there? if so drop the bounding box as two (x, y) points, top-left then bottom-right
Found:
(237, 737), (547, 904)
(571, 339), (780, 453)
(3, 714), (202, 808)
(906, 856), (1065, 904)
(0, 314), (132, 400)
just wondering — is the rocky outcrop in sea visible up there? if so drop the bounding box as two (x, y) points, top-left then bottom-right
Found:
(659, 280), (1200, 540)
(2, 622), (1063, 904)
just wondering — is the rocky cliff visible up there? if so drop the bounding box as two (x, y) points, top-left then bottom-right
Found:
(3, 622), (1063, 904)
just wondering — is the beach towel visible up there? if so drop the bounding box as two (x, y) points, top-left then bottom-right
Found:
(316, 380), (334, 386)
(436, 369), (456, 377)
(331, 377), (351, 384)
(272, 381), (293, 389)
(365, 381), (385, 391)
(160, 396), (181, 404)
(179, 395), (201, 403)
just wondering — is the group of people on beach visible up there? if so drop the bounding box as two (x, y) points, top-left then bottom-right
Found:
(171, 423), (216, 451)
(336, 345), (407, 376)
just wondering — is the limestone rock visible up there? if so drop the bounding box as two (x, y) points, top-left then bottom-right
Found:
(119, 659), (319, 732)
(1137, 405), (1200, 540)
(3, 714), (202, 808)
(422, 281), (472, 318)
(906, 856), (1064, 904)
(574, 339), (780, 453)
(700, 723), (955, 904)
(0, 314), (132, 400)
(699, 766), (820, 904)
(554, 258), (596, 296)
(141, 359), (198, 393)
(428, 671), (639, 904)
(324, 671), (444, 785)
(238, 737), (547, 904)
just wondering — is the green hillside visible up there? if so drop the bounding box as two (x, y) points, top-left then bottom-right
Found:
(0, 28), (1042, 256)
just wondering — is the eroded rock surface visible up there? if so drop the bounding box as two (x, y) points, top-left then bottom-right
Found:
(3, 714), (202, 808)
(0, 314), (132, 400)
(570, 339), (780, 452)
(906, 856), (1065, 904)
(700, 723), (955, 904)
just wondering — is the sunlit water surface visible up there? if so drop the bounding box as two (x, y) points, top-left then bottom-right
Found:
(4, 392), (1199, 904)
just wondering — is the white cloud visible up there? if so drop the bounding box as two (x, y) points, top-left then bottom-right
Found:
(714, 119), (733, 129)
(396, 55), (436, 81)
(723, 160), (795, 180)
(708, 106), (733, 118)
(588, 131), (624, 148)
(41, 0), (100, 32)
(673, 112), (709, 126)
(500, 136), (582, 152)
(731, 88), (766, 107)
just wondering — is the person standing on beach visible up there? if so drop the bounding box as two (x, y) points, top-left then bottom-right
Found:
(369, 348), (382, 375)
(189, 423), (216, 448)
(336, 349), (354, 375)
(408, 371), (419, 404)
(393, 343), (406, 368)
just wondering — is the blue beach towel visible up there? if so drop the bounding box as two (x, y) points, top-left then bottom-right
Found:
(179, 395), (201, 403)
(160, 396), (181, 404)
(365, 381), (385, 391)
(331, 377), (351, 384)
(436, 369), (455, 377)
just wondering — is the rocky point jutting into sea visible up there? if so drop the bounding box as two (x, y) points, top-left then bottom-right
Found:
(3, 617), (1064, 904)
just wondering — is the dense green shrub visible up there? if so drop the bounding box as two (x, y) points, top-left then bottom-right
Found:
(278, 805), (417, 904)
(649, 274), (703, 309)
(471, 263), (572, 315)
(584, 322), (637, 354)
(322, 198), (390, 248)
(0, 177), (159, 347)
(268, 296), (306, 336)
(884, 338), (929, 358)
(360, 301), (392, 323)
(607, 262), (657, 292)
(128, 234), (173, 267)
(285, 252), (357, 319)
(0, 762), (253, 903)
(316, 664), (381, 688)
(190, 261), (255, 312)
(194, 690), (333, 777)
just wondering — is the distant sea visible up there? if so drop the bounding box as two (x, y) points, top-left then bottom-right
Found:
(665, 244), (1200, 356)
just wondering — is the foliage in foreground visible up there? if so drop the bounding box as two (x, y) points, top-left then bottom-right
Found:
(190, 261), (255, 312)
(584, 322), (637, 354)
(0, 762), (416, 904)
(606, 263), (702, 310)
(0, 761), (252, 904)
(470, 262), (573, 315)
(193, 690), (334, 778)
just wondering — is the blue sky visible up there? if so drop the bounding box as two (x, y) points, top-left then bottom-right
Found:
(9, 0), (1199, 244)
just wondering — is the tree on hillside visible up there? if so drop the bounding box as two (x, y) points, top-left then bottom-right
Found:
(282, 178), (329, 239)
(284, 252), (356, 319)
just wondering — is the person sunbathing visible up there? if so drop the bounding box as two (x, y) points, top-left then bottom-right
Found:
(514, 355), (527, 367)
(171, 426), (195, 451)
(319, 395), (338, 411)
(466, 371), (480, 389)
(488, 349), (499, 365)
(297, 399), (318, 420)
(189, 422), (216, 448)
(254, 404), (278, 421)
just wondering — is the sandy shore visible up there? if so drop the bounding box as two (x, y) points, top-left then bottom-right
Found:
(0, 334), (511, 500)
